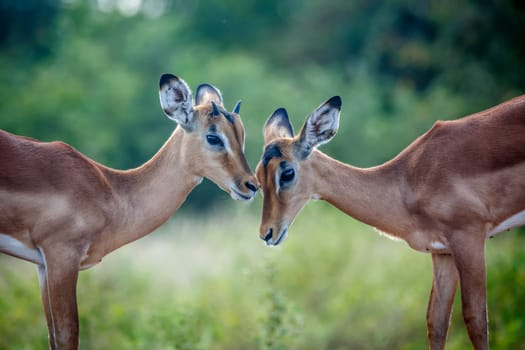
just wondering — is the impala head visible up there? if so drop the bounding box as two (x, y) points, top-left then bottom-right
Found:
(256, 96), (342, 245)
(159, 73), (258, 200)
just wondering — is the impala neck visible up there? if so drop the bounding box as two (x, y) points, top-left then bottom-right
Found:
(107, 127), (200, 250)
(311, 151), (409, 236)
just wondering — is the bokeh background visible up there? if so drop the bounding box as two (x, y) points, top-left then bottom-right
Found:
(1, 0), (525, 349)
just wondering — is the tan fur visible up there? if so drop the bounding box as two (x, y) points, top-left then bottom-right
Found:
(0, 78), (257, 349)
(257, 95), (525, 350)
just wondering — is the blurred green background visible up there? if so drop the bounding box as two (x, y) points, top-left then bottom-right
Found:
(1, 0), (525, 349)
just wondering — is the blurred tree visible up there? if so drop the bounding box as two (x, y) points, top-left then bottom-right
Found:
(175, 0), (289, 51)
(197, 1), (525, 96)
(0, 0), (62, 58)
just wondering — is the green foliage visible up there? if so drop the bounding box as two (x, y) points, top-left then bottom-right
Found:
(0, 262), (48, 349)
(0, 0), (61, 57)
(485, 234), (525, 350)
(1, 207), (525, 349)
(257, 266), (301, 350)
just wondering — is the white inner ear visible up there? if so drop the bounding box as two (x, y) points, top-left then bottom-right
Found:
(264, 124), (290, 143)
(313, 105), (339, 133)
(307, 106), (339, 146)
(199, 90), (222, 105)
(159, 79), (194, 124)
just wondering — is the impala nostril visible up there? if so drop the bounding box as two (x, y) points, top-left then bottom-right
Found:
(263, 228), (273, 242)
(245, 181), (258, 192)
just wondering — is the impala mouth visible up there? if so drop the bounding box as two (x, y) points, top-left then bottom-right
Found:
(230, 187), (255, 201)
(263, 227), (288, 246)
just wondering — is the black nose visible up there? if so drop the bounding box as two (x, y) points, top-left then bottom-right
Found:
(263, 228), (273, 242)
(245, 181), (258, 192)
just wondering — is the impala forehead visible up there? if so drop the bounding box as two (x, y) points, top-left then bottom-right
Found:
(199, 109), (245, 146)
(262, 143), (282, 168)
(261, 139), (296, 167)
(258, 142), (296, 190)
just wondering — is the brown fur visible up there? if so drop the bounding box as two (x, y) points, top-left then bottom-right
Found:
(0, 78), (257, 349)
(257, 95), (525, 350)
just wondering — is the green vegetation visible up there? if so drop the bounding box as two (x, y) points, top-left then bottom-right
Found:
(1, 1), (525, 349)
(1, 206), (524, 349)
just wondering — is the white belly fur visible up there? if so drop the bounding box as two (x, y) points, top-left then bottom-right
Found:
(488, 209), (525, 237)
(0, 233), (44, 265)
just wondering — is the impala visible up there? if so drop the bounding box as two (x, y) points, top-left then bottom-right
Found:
(256, 95), (525, 349)
(0, 73), (258, 349)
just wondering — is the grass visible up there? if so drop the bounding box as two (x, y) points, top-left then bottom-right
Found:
(1, 201), (524, 349)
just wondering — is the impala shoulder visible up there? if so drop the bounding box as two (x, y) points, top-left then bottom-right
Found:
(394, 119), (452, 165)
(426, 119), (457, 137)
(46, 139), (86, 152)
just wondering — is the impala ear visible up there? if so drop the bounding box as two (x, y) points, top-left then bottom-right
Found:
(294, 96), (341, 159)
(263, 108), (294, 143)
(159, 74), (195, 129)
(195, 83), (223, 106)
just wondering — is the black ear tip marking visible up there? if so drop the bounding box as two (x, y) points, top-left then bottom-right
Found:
(327, 96), (342, 109)
(274, 107), (288, 117)
(266, 108), (289, 126)
(159, 73), (178, 88)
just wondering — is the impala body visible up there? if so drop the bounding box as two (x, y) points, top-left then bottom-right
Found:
(256, 95), (525, 349)
(0, 74), (258, 349)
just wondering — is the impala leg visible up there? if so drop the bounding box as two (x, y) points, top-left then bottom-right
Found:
(427, 253), (459, 350)
(37, 248), (81, 350)
(450, 237), (488, 350)
(38, 264), (57, 348)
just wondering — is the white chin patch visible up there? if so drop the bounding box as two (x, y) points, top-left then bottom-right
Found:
(230, 188), (252, 201)
(268, 229), (288, 246)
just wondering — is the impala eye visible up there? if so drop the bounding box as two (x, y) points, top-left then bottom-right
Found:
(280, 168), (295, 184)
(206, 134), (224, 147)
